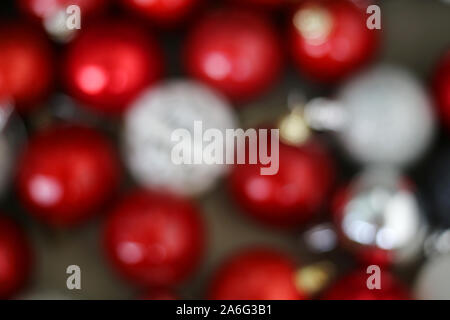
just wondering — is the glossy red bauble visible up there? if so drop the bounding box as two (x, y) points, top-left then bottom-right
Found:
(103, 190), (205, 288)
(209, 248), (306, 300)
(16, 125), (120, 227)
(184, 9), (283, 102)
(289, 0), (379, 83)
(63, 21), (163, 115)
(323, 270), (410, 300)
(0, 23), (53, 112)
(432, 50), (450, 130)
(18, 0), (106, 21)
(230, 141), (335, 228)
(0, 215), (32, 299)
(120, 0), (199, 26)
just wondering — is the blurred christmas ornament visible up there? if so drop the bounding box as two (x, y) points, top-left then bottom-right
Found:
(103, 189), (205, 288)
(184, 9), (283, 102)
(208, 248), (306, 300)
(0, 23), (53, 113)
(323, 270), (410, 300)
(289, 0), (379, 83)
(414, 229), (450, 299)
(63, 21), (163, 115)
(230, 140), (335, 228)
(332, 167), (427, 266)
(432, 50), (450, 131)
(16, 125), (120, 227)
(18, 0), (107, 42)
(0, 215), (32, 299)
(123, 80), (236, 196)
(304, 65), (435, 167)
(120, 0), (199, 26)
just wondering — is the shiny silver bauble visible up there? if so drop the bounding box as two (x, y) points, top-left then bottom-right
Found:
(123, 80), (237, 196)
(305, 65), (435, 167)
(334, 167), (427, 265)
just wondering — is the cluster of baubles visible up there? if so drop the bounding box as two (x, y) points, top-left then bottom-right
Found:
(0, 0), (449, 300)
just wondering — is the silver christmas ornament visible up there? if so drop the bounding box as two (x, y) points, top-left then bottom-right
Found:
(123, 80), (237, 196)
(335, 166), (427, 265)
(304, 65), (435, 167)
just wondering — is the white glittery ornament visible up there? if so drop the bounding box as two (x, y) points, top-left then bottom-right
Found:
(305, 65), (435, 167)
(336, 167), (427, 265)
(123, 80), (237, 196)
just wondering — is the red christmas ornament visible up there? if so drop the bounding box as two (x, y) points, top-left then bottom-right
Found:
(230, 141), (335, 228)
(140, 288), (177, 300)
(18, 0), (106, 21)
(432, 50), (450, 130)
(184, 9), (283, 102)
(323, 270), (410, 300)
(288, 0), (379, 83)
(209, 248), (306, 300)
(103, 189), (205, 288)
(0, 23), (53, 112)
(0, 215), (32, 299)
(120, 0), (200, 26)
(16, 125), (120, 227)
(63, 21), (163, 115)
